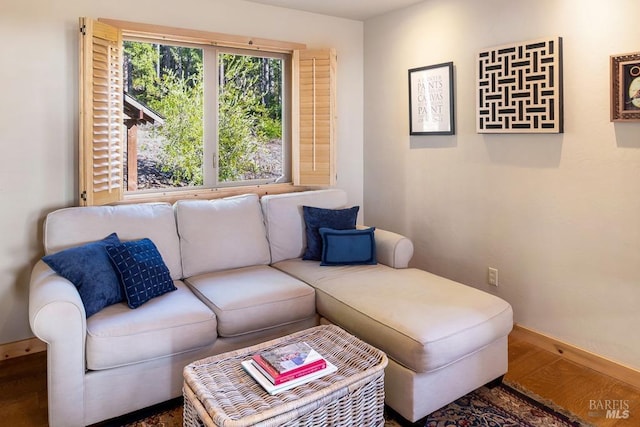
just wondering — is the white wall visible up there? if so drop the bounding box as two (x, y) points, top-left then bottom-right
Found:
(364, 0), (640, 370)
(0, 0), (363, 345)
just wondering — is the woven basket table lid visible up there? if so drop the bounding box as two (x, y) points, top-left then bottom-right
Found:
(183, 324), (388, 426)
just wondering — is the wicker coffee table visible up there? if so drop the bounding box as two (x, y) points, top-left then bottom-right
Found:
(183, 324), (388, 427)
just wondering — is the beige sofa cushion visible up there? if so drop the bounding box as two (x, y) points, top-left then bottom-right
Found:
(44, 203), (183, 280)
(85, 281), (217, 370)
(176, 194), (271, 277)
(185, 265), (316, 337)
(261, 189), (349, 263)
(273, 259), (513, 374)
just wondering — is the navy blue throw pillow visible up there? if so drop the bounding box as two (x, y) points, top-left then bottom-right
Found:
(42, 233), (123, 318)
(319, 227), (377, 266)
(302, 206), (359, 261)
(106, 238), (176, 309)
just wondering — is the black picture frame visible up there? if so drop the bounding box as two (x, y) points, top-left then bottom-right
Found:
(408, 62), (455, 135)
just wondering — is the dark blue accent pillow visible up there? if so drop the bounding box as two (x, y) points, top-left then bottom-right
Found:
(302, 206), (359, 261)
(42, 233), (123, 318)
(319, 227), (377, 266)
(106, 238), (176, 309)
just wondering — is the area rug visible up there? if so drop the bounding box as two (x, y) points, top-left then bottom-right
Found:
(105, 381), (591, 427)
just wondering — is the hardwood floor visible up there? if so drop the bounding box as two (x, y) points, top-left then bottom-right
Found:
(0, 350), (47, 426)
(506, 335), (640, 426)
(0, 334), (638, 426)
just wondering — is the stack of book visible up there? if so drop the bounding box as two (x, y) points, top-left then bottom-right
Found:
(242, 341), (337, 395)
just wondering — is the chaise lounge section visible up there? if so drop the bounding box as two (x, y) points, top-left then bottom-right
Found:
(29, 189), (512, 426)
(261, 190), (514, 421)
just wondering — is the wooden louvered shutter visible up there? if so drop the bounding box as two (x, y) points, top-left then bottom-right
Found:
(292, 49), (337, 186)
(79, 18), (123, 206)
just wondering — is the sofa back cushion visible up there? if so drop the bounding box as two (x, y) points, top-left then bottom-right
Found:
(260, 189), (349, 263)
(176, 194), (271, 277)
(44, 203), (183, 280)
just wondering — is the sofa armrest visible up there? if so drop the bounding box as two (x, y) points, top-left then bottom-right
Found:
(29, 260), (86, 427)
(358, 226), (413, 268)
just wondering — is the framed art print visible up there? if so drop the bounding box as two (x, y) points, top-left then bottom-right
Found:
(409, 62), (455, 135)
(611, 51), (640, 121)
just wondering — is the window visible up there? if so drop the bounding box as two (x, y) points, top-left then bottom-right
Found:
(122, 41), (290, 191)
(79, 18), (336, 206)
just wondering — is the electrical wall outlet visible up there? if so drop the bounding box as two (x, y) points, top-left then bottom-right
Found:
(488, 267), (498, 286)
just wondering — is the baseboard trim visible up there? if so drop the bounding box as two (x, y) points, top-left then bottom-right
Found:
(1, 337), (46, 361)
(512, 324), (640, 389)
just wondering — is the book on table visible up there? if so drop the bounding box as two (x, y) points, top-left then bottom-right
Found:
(258, 341), (324, 373)
(242, 341), (336, 394)
(251, 355), (326, 385)
(251, 341), (327, 385)
(241, 359), (337, 395)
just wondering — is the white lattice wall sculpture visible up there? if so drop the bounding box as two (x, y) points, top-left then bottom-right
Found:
(477, 37), (563, 133)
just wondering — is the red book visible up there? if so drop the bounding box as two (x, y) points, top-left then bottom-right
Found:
(251, 354), (327, 385)
(258, 342), (323, 374)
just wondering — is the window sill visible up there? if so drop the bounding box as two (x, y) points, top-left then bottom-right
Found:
(115, 183), (310, 205)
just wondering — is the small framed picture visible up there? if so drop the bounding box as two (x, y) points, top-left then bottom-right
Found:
(611, 52), (640, 121)
(408, 62), (455, 135)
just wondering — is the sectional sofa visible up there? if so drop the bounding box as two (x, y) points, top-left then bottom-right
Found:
(29, 189), (513, 426)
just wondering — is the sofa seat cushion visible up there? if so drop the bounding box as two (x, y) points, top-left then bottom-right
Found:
(86, 281), (217, 370)
(184, 265), (316, 338)
(272, 259), (513, 374)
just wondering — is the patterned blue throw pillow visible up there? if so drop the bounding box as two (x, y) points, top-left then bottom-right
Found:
(302, 206), (359, 261)
(106, 238), (176, 309)
(42, 233), (123, 318)
(319, 227), (377, 266)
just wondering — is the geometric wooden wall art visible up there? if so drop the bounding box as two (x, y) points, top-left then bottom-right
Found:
(477, 36), (563, 133)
